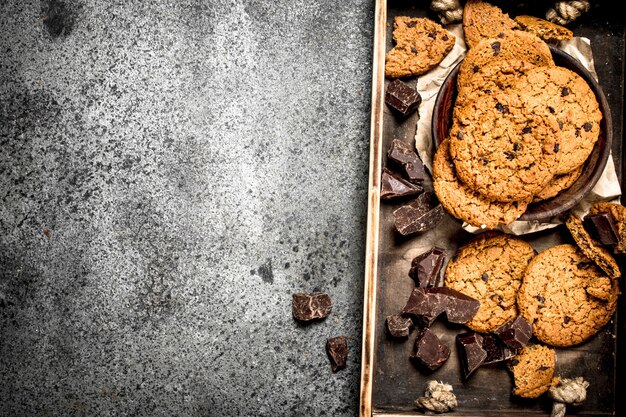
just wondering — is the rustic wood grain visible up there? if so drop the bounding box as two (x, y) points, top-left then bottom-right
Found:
(359, 0), (387, 416)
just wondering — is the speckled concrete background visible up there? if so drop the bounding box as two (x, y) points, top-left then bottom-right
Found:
(0, 1), (373, 415)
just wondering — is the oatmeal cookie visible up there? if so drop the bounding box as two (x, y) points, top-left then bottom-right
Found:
(514, 65), (602, 174)
(462, 0), (519, 49)
(449, 91), (560, 202)
(517, 244), (619, 347)
(444, 232), (535, 333)
(565, 213), (621, 279)
(457, 29), (553, 90)
(385, 16), (455, 78)
(433, 139), (529, 228)
(509, 344), (557, 398)
(515, 15), (573, 43)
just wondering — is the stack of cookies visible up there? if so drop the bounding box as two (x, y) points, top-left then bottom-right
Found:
(433, 0), (602, 229)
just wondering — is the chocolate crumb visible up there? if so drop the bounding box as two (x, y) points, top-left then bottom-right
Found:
(326, 336), (348, 372)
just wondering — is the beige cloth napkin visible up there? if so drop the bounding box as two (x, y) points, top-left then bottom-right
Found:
(414, 25), (621, 235)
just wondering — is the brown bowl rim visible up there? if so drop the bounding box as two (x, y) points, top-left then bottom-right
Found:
(431, 45), (613, 222)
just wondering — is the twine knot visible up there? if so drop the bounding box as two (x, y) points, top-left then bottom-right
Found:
(546, 1), (590, 25)
(430, 0), (463, 25)
(416, 380), (458, 413)
(548, 377), (590, 417)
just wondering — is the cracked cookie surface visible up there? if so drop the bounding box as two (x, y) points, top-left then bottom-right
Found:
(455, 59), (536, 110)
(515, 15), (573, 43)
(433, 139), (528, 228)
(449, 91), (559, 202)
(385, 16), (455, 78)
(514, 65), (602, 174)
(517, 244), (619, 347)
(532, 165), (583, 202)
(462, 0), (519, 49)
(444, 232), (535, 333)
(457, 30), (553, 90)
(509, 344), (557, 398)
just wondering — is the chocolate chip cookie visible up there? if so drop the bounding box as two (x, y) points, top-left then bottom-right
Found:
(433, 139), (529, 228)
(517, 244), (619, 347)
(462, 0), (519, 49)
(589, 202), (626, 254)
(385, 16), (455, 78)
(455, 59), (536, 110)
(509, 344), (557, 398)
(514, 65), (602, 174)
(565, 213), (621, 279)
(444, 232), (535, 333)
(457, 29), (554, 90)
(515, 15), (573, 43)
(449, 90), (560, 202)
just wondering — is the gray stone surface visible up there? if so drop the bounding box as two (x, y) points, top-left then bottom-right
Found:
(0, 1), (373, 415)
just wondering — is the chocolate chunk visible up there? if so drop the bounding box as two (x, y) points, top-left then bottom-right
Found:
(481, 158), (489, 166)
(386, 314), (414, 338)
(326, 336), (348, 372)
(563, 315), (571, 324)
(408, 247), (447, 287)
(406, 21), (416, 28)
(393, 192), (444, 235)
(491, 41), (501, 55)
(583, 122), (593, 131)
(494, 316), (533, 349)
(481, 273), (489, 282)
(456, 332), (487, 379)
(401, 287), (480, 327)
(292, 292), (332, 322)
(554, 143), (560, 153)
(410, 328), (450, 371)
(481, 334), (517, 366)
(385, 79), (422, 116)
(561, 87), (570, 96)
(504, 151), (515, 160)
(583, 212), (619, 246)
(522, 126), (532, 134)
(495, 102), (509, 114)
(387, 139), (426, 184)
(381, 168), (423, 200)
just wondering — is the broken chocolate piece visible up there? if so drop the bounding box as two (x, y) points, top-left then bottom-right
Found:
(381, 168), (423, 200)
(292, 292), (332, 322)
(481, 334), (517, 366)
(494, 316), (533, 349)
(408, 247), (447, 287)
(326, 336), (348, 372)
(393, 192), (445, 235)
(385, 79), (422, 116)
(387, 139), (426, 184)
(583, 212), (619, 246)
(401, 287), (480, 327)
(386, 314), (414, 338)
(456, 332), (487, 379)
(410, 328), (450, 371)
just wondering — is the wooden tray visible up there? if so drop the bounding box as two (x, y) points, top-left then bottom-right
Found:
(359, 1), (626, 416)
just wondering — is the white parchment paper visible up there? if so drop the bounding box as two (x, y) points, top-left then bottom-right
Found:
(415, 25), (621, 235)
